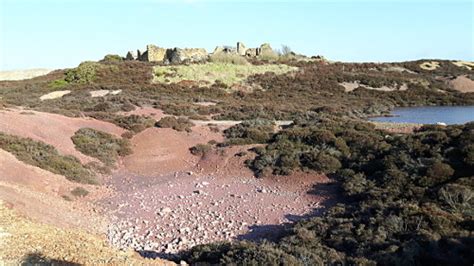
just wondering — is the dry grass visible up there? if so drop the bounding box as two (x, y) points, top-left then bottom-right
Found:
(419, 61), (440, 70)
(153, 62), (298, 87)
(452, 61), (474, 70)
(210, 53), (249, 65)
(0, 201), (173, 265)
(39, 90), (71, 101)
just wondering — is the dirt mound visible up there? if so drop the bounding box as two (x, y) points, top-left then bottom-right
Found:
(123, 126), (223, 176)
(0, 149), (106, 232)
(449, 75), (474, 93)
(0, 201), (173, 265)
(0, 108), (125, 164)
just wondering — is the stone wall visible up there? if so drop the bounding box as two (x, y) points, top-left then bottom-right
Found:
(144, 45), (167, 62)
(135, 45), (208, 63)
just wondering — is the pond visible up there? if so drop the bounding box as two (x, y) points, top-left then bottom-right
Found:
(369, 106), (474, 125)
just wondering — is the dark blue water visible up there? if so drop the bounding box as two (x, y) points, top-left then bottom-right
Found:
(369, 106), (474, 125)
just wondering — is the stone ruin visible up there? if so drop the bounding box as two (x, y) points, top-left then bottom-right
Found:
(212, 42), (277, 58)
(125, 42), (279, 64)
(126, 44), (208, 64)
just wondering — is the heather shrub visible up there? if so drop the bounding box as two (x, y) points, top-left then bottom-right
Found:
(0, 132), (96, 184)
(71, 128), (132, 166)
(71, 187), (89, 197)
(185, 121), (474, 265)
(102, 54), (123, 62)
(190, 144), (212, 156)
(113, 115), (155, 133)
(155, 116), (194, 132)
(65, 61), (100, 83)
(224, 119), (275, 144)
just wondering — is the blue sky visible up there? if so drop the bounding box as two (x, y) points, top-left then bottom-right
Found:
(0, 0), (472, 70)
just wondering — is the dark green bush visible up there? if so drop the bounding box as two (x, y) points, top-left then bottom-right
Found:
(113, 115), (155, 133)
(0, 132), (96, 184)
(155, 116), (194, 132)
(71, 187), (89, 197)
(65, 61), (100, 83)
(190, 144), (212, 156)
(102, 54), (123, 62)
(71, 128), (132, 166)
(224, 119), (275, 144)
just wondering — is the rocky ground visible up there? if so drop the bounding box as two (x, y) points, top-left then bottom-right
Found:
(100, 121), (333, 258)
(103, 169), (331, 258)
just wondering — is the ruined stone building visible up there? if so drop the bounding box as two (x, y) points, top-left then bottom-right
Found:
(125, 42), (278, 64)
(212, 42), (277, 58)
(126, 45), (208, 64)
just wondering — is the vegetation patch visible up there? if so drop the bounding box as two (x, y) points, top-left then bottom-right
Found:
(71, 128), (132, 166)
(101, 54), (123, 63)
(155, 116), (194, 132)
(184, 119), (474, 265)
(0, 132), (96, 184)
(65, 61), (101, 84)
(224, 119), (275, 145)
(71, 187), (89, 197)
(419, 61), (440, 70)
(2, 60), (474, 124)
(152, 62), (298, 87)
(209, 53), (249, 65)
(112, 114), (155, 133)
(189, 143), (212, 156)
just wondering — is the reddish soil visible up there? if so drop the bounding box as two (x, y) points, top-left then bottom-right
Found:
(0, 149), (106, 233)
(0, 108), (125, 164)
(123, 126), (223, 176)
(119, 106), (167, 120)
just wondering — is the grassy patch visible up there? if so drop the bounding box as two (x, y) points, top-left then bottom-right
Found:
(0, 132), (96, 184)
(209, 53), (249, 65)
(71, 128), (132, 166)
(153, 62), (298, 87)
(48, 79), (69, 89)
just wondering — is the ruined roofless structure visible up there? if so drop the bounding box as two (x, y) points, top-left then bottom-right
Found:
(125, 42), (278, 63)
